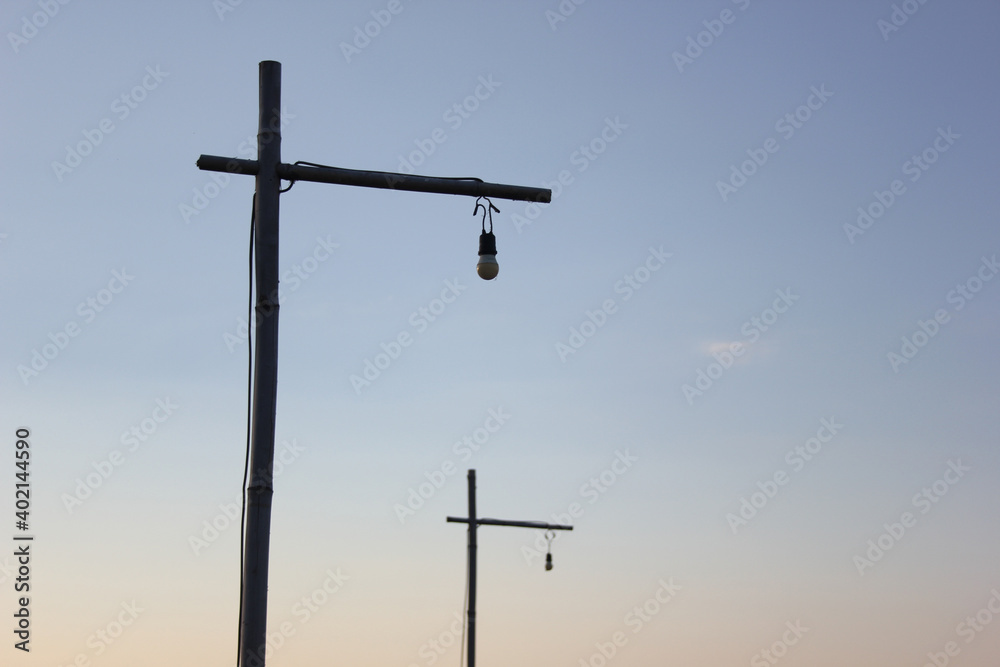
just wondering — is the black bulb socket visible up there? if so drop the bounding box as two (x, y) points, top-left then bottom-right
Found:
(478, 230), (497, 256)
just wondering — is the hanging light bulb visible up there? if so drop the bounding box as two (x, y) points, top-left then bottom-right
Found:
(544, 529), (555, 571)
(474, 197), (500, 280)
(477, 229), (498, 280)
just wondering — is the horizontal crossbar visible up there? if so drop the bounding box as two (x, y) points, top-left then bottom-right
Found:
(196, 155), (551, 203)
(446, 517), (573, 530)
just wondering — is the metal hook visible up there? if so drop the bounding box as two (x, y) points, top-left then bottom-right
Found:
(473, 196), (499, 233)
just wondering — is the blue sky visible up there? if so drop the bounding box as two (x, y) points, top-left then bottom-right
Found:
(2, 2), (1000, 666)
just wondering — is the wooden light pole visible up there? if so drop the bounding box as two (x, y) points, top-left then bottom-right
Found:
(196, 61), (551, 667)
(447, 469), (573, 667)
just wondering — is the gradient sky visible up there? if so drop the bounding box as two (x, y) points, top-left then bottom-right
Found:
(2, 2), (1000, 666)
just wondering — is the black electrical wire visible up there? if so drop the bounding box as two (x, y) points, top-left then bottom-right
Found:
(236, 194), (256, 666)
(282, 160), (486, 194)
(294, 160), (485, 183)
(460, 535), (470, 667)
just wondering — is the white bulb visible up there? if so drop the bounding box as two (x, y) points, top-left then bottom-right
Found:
(477, 255), (499, 280)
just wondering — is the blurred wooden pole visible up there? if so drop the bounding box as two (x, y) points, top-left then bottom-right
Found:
(447, 469), (573, 667)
